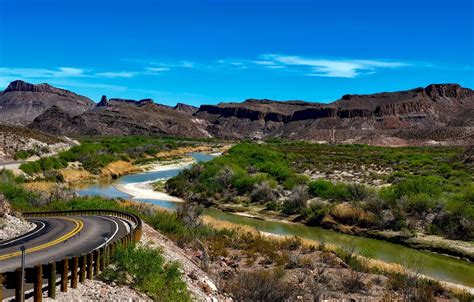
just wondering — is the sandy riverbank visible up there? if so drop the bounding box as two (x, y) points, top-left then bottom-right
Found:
(113, 159), (193, 202)
(114, 181), (183, 202)
(141, 158), (195, 172)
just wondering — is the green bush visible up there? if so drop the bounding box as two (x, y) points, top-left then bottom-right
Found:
(402, 193), (436, 214)
(308, 180), (351, 201)
(384, 176), (444, 202)
(20, 162), (42, 175)
(304, 203), (330, 226)
(101, 244), (191, 301)
(14, 150), (30, 160)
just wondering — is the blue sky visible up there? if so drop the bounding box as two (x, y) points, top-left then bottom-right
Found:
(0, 0), (473, 106)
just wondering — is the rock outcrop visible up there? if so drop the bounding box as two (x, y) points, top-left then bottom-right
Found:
(0, 80), (95, 125)
(0, 194), (35, 242)
(174, 103), (199, 114)
(0, 123), (69, 163)
(195, 84), (474, 145)
(97, 95), (109, 107)
(30, 98), (211, 137)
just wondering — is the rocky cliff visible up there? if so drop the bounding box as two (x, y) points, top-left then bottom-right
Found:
(9, 80), (473, 145)
(195, 84), (474, 145)
(30, 98), (211, 137)
(0, 80), (95, 125)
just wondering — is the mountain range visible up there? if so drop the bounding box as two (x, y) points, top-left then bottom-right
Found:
(1, 80), (473, 146)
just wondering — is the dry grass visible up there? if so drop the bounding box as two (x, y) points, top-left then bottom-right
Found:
(100, 160), (138, 178)
(201, 214), (474, 296)
(155, 146), (213, 159)
(23, 181), (56, 193)
(330, 203), (376, 227)
(60, 168), (95, 183)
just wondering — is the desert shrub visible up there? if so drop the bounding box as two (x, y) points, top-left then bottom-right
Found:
(20, 161), (42, 175)
(101, 244), (191, 301)
(223, 268), (292, 301)
(232, 173), (257, 195)
(341, 269), (366, 293)
(176, 200), (203, 228)
(308, 180), (351, 201)
(330, 203), (376, 227)
(265, 200), (279, 211)
(363, 194), (388, 213)
(250, 181), (278, 203)
(282, 174), (308, 190)
(14, 150), (30, 160)
(282, 185), (309, 214)
(308, 179), (332, 197)
(19, 156), (67, 175)
(304, 203), (330, 226)
(215, 166), (234, 188)
(346, 183), (370, 201)
(387, 272), (442, 302)
(382, 176), (444, 202)
(430, 207), (474, 240)
(401, 193), (436, 215)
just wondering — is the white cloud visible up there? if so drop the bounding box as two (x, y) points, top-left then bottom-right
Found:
(258, 54), (410, 78)
(0, 65), (174, 82)
(146, 67), (170, 72)
(95, 71), (137, 78)
(0, 67), (87, 79)
(252, 60), (276, 66)
(148, 60), (195, 69)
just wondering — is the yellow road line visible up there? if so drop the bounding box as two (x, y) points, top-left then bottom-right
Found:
(0, 218), (84, 260)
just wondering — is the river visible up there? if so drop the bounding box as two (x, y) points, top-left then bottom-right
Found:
(77, 153), (474, 288)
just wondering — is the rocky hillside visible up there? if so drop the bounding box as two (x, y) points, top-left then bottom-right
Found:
(30, 95), (211, 137)
(196, 84), (474, 145)
(0, 194), (34, 242)
(2, 80), (471, 145)
(0, 80), (95, 125)
(0, 124), (70, 163)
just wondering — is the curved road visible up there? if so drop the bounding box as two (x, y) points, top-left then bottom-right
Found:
(0, 215), (132, 273)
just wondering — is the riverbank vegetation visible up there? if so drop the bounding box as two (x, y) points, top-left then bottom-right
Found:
(0, 169), (471, 301)
(19, 136), (221, 178)
(166, 142), (474, 244)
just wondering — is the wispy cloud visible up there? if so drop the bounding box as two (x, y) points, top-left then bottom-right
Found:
(147, 60), (196, 69)
(258, 54), (410, 78)
(145, 67), (170, 72)
(0, 67), (88, 79)
(0, 65), (172, 82)
(95, 71), (137, 78)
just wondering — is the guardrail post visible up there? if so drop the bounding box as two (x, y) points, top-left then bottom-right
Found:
(61, 258), (68, 292)
(48, 262), (56, 298)
(34, 265), (42, 302)
(87, 253), (93, 279)
(104, 246), (109, 266)
(71, 256), (78, 289)
(79, 255), (86, 283)
(15, 267), (23, 302)
(100, 248), (105, 271)
(94, 250), (100, 276)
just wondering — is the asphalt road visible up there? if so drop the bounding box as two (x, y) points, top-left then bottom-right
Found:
(0, 215), (132, 273)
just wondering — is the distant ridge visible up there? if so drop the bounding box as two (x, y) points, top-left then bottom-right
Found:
(0, 80), (472, 146)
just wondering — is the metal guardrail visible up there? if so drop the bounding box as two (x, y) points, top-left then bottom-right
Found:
(0, 209), (142, 302)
